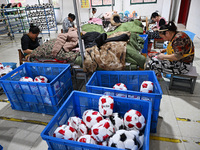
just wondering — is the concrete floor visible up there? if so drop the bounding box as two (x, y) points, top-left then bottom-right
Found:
(0, 24), (200, 150)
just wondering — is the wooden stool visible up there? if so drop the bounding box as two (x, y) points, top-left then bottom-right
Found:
(169, 66), (198, 94)
(154, 38), (164, 49)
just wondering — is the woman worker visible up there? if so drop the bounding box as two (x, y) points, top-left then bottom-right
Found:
(63, 13), (76, 33)
(147, 21), (194, 78)
(21, 24), (40, 56)
(151, 12), (167, 30)
(89, 8), (97, 20)
(147, 12), (167, 40)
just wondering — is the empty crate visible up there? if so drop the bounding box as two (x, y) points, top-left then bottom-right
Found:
(0, 63), (73, 115)
(86, 71), (162, 133)
(41, 91), (152, 150)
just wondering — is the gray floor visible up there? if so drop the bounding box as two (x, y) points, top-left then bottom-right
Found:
(0, 24), (200, 150)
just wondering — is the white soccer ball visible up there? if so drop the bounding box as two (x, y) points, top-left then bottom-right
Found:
(82, 110), (103, 129)
(113, 83), (127, 90)
(91, 119), (115, 142)
(108, 113), (124, 131)
(124, 109), (146, 131)
(98, 95), (114, 116)
(77, 135), (97, 144)
(140, 81), (154, 93)
(63, 126), (78, 141)
(108, 129), (139, 150)
(53, 125), (68, 139)
(67, 116), (88, 137)
(19, 77), (34, 82)
(34, 76), (48, 83)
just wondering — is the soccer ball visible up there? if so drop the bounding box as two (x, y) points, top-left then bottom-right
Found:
(91, 119), (115, 142)
(140, 81), (154, 93)
(82, 110), (103, 129)
(108, 113), (124, 131)
(108, 129), (139, 150)
(77, 135), (97, 144)
(97, 140), (108, 146)
(53, 125), (68, 139)
(124, 109), (146, 131)
(34, 75), (48, 83)
(67, 116), (88, 137)
(63, 126), (78, 141)
(113, 83), (127, 90)
(19, 77), (33, 82)
(98, 95), (114, 116)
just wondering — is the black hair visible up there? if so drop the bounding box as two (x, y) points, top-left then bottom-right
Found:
(29, 24), (40, 34)
(92, 8), (97, 12)
(159, 21), (177, 35)
(6, 3), (12, 8)
(68, 13), (75, 21)
(151, 12), (159, 19)
(1, 4), (5, 9)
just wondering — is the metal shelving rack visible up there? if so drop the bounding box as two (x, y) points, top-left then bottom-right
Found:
(0, 9), (12, 41)
(1, 8), (28, 40)
(25, 3), (58, 36)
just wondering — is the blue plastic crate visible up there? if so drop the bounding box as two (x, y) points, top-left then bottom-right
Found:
(1, 62), (17, 70)
(41, 91), (152, 150)
(139, 34), (148, 54)
(86, 71), (162, 133)
(0, 63), (73, 115)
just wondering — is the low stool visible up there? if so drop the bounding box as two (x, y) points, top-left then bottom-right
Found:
(169, 66), (198, 94)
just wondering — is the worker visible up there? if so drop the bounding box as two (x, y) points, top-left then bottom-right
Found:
(147, 21), (194, 79)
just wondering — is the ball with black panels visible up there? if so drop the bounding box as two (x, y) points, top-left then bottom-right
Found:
(108, 129), (139, 150)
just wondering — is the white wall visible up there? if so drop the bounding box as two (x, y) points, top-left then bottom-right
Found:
(161, 0), (171, 21)
(186, 0), (200, 38)
(0, 0), (7, 5)
(58, 0), (165, 22)
(122, 0), (164, 19)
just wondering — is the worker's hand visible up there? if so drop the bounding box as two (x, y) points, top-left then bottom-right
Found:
(157, 53), (165, 60)
(25, 54), (31, 61)
(160, 49), (167, 53)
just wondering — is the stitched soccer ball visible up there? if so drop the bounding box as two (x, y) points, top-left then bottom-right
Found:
(108, 129), (139, 150)
(19, 77), (33, 82)
(140, 81), (154, 93)
(34, 76), (48, 83)
(82, 110), (103, 129)
(124, 109), (146, 131)
(53, 125), (68, 139)
(113, 83), (127, 90)
(77, 135), (97, 144)
(108, 113), (124, 131)
(91, 119), (115, 142)
(98, 95), (114, 116)
(63, 126), (78, 141)
(67, 116), (88, 137)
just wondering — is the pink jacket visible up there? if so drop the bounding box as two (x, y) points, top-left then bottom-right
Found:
(52, 28), (78, 57)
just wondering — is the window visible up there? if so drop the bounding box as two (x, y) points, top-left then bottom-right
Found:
(130, 0), (157, 5)
(91, 0), (115, 7)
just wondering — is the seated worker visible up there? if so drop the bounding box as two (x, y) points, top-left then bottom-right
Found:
(146, 12), (167, 40)
(147, 21), (194, 78)
(89, 8), (97, 20)
(151, 12), (167, 30)
(63, 13), (76, 33)
(21, 24), (40, 56)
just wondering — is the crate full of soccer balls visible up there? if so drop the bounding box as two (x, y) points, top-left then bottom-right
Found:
(0, 63), (73, 115)
(41, 91), (152, 150)
(86, 71), (162, 133)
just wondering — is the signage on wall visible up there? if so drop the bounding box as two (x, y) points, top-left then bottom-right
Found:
(81, 0), (90, 8)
